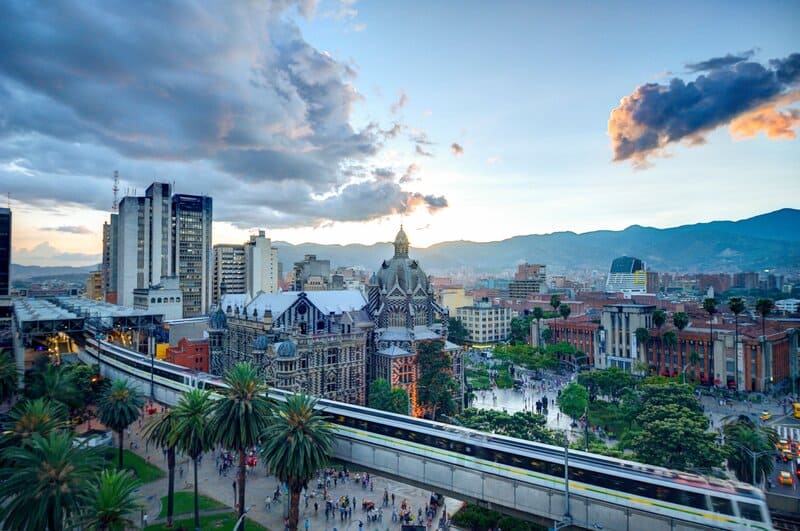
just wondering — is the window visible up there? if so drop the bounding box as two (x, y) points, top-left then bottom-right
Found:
(710, 496), (733, 516)
(737, 502), (763, 522)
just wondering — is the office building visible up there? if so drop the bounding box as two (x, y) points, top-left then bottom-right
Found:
(509, 263), (547, 298)
(101, 215), (118, 303)
(213, 244), (246, 305)
(291, 254), (331, 291)
(171, 194), (213, 317)
(456, 298), (512, 345)
(0, 208), (10, 296)
(245, 230), (279, 298)
(85, 270), (103, 301)
(605, 256), (647, 293)
(133, 276), (183, 320)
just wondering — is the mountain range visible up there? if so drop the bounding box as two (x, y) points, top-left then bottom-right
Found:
(11, 208), (800, 279)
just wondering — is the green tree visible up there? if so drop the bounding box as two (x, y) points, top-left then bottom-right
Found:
(261, 394), (333, 531)
(455, 408), (558, 444)
(755, 298), (774, 391)
(0, 431), (105, 531)
(1, 397), (69, 448)
(549, 295), (561, 343)
(210, 362), (271, 528)
(672, 312), (689, 376)
(597, 366), (635, 403)
(81, 469), (141, 531)
(688, 350), (701, 385)
(557, 383), (589, 424)
(447, 317), (469, 345)
(728, 297), (746, 391)
(417, 340), (457, 420)
(67, 363), (105, 406)
(509, 315), (533, 345)
(0, 351), (19, 403)
(631, 403), (723, 472)
(652, 310), (666, 372)
(541, 328), (552, 344)
(97, 379), (143, 469)
(634, 327), (651, 374)
(662, 330), (677, 376)
(26, 363), (83, 412)
(723, 415), (777, 484)
(369, 378), (409, 414)
(172, 389), (215, 531)
(559, 304), (571, 322)
(142, 410), (178, 528)
(702, 298), (718, 381)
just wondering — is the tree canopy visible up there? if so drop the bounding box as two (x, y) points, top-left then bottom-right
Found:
(447, 317), (469, 345)
(417, 340), (457, 419)
(455, 408), (559, 445)
(368, 378), (409, 415)
(557, 383), (588, 421)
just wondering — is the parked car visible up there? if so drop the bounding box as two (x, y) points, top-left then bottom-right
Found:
(760, 411), (773, 421)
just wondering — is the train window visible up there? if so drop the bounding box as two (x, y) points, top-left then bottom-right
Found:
(434, 437), (448, 449)
(709, 496), (734, 516)
(737, 502), (764, 522)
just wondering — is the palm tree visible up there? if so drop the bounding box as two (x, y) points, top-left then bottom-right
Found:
(0, 351), (19, 404)
(142, 410), (178, 528)
(261, 394), (333, 531)
(672, 312), (689, 376)
(723, 415), (777, 485)
(755, 298), (774, 393)
(728, 297), (746, 391)
(635, 327), (651, 374)
(26, 363), (83, 412)
(702, 298), (718, 385)
(687, 350), (701, 384)
(652, 310), (666, 374)
(81, 469), (141, 531)
(662, 331), (677, 377)
(97, 379), (143, 469)
(172, 389), (215, 531)
(210, 363), (272, 527)
(532, 307), (544, 345)
(0, 431), (105, 531)
(0, 397), (68, 448)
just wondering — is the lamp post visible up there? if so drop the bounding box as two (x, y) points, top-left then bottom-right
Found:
(552, 433), (573, 530)
(232, 505), (252, 531)
(729, 442), (774, 487)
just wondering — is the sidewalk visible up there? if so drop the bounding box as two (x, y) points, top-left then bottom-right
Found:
(128, 409), (461, 531)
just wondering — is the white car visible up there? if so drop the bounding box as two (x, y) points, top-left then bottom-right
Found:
(73, 429), (113, 448)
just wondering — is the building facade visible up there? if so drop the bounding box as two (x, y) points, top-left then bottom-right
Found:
(171, 194), (213, 317)
(85, 270), (103, 301)
(291, 255), (331, 291)
(133, 276), (183, 321)
(456, 299), (512, 345)
(212, 243), (246, 305)
(166, 337), (209, 372)
(605, 256), (647, 294)
(509, 263), (547, 298)
(0, 208), (11, 297)
(101, 214), (118, 303)
(245, 230), (279, 298)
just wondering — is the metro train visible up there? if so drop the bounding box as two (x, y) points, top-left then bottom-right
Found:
(83, 336), (773, 530)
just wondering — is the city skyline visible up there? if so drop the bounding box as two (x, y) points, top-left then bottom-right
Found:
(1, 1), (798, 266)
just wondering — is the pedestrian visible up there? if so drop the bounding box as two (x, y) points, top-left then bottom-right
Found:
(314, 501), (319, 514)
(392, 493), (395, 506)
(265, 496), (272, 511)
(305, 518), (310, 531)
(143, 514), (148, 526)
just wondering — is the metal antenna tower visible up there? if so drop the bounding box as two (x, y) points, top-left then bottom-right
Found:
(112, 170), (120, 212)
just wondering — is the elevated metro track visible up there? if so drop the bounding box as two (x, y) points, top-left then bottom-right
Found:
(79, 336), (774, 530)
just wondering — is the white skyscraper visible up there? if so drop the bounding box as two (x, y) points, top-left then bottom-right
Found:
(245, 230), (279, 298)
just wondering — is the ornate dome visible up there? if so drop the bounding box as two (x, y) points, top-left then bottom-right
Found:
(275, 341), (297, 358)
(376, 226), (429, 294)
(209, 308), (227, 330)
(254, 335), (270, 351)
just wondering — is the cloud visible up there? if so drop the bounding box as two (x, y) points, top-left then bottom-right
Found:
(14, 242), (101, 266)
(0, 1), (442, 228)
(486, 156), (501, 165)
(373, 167), (395, 180)
(390, 90), (408, 114)
(729, 92), (800, 139)
(415, 145), (433, 157)
(609, 52), (800, 166)
(450, 142), (464, 156)
(399, 163), (420, 183)
(40, 226), (94, 235)
(685, 50), (755, 72)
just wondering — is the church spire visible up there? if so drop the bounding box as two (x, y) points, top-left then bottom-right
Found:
(393, 225), (409, 258)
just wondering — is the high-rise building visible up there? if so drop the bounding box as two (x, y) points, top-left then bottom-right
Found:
(213, 243), (246, 306)
(291, 254), (331, 291)
(0, 207), (10, 296)
(171, 194), (213, 317)
(85, 270), (103, 301)
(101, 214), (118, 303)
(245, 230), (279, 298)
(605, 256), (647, 293)
(115, 183), (173, 307)
(509, 263), (546, 298)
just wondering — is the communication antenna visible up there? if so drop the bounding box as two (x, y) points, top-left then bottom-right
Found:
(112, 170), (120, 212)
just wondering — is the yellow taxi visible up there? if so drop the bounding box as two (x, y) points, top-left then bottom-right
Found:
(777, 439), (790, 451)
(778, 471), (793, 486)
(760, 411), (773, 421)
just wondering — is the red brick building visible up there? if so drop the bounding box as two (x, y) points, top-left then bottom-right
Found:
(166, 337), (209, 372)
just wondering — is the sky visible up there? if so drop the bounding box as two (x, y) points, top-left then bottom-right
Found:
(1, 0), (798, 266)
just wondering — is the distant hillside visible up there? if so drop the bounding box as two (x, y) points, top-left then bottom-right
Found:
(274, 208), (800, 274)
(11, 264), (98, 280)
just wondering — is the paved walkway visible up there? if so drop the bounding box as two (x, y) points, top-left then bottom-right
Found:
(126, 408), (461, 530)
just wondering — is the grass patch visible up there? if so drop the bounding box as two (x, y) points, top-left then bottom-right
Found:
(159, 492), (226, 518)
(103, 448), (165, 483)
(452, 503), (546, 531)
(468, 375), (491, 390)
(145, 512), (269, 531)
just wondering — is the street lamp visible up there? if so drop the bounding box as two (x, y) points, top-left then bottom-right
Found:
(232, 505), (252, 531)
